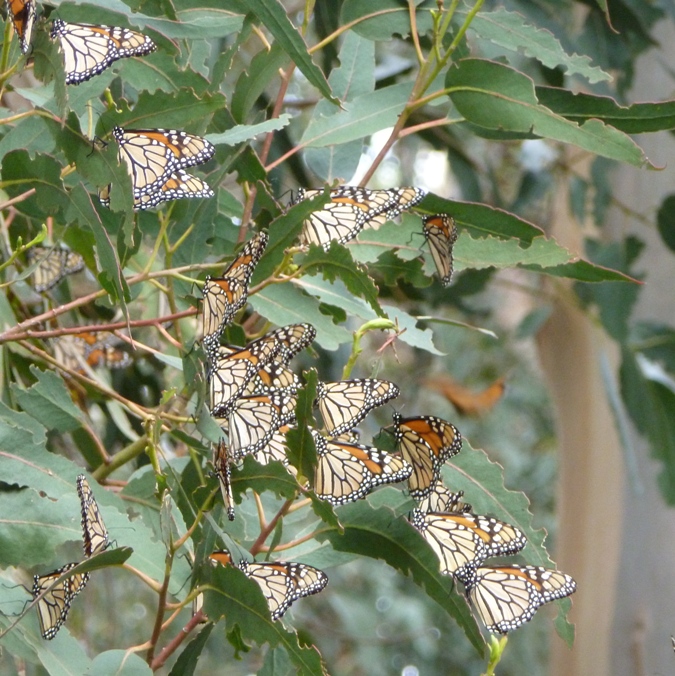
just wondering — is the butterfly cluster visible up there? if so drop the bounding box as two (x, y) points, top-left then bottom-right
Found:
(31, 476), (109, 639)
(197, 231), (575, 633)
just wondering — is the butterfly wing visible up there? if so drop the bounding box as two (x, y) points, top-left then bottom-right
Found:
(312, 430), (412, 505)
(245, 561), (328, 620)
(465, 565), (576, 634)
(7, 0), (36, 54)
(32, 563), (89, 639)
(76, 475), (109, 557)
(317, 378), (400, 436)
(411, 511), (526, 579)
(50, 20), (156, 85)
(27, 246), (85, 292)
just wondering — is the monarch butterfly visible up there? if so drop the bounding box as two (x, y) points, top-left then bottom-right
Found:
(32, 562), (89, 639)
(267, 322), (317, 366)
(6, 0), (36, 54)
(201, 233), (269, 350)
(221, 391), (297, 459)
(101, 126), (215, 210)
(208, 335), (280, 417)
(50, 20), (156, 85)
(463, 565), (576, 634)
(213, 439), (235, 521)
(209, 550), (328, 620)
(76, 475), (109, 557)
(312, 429), (412, 505)
(424, 374), (506, 417)
(52, 331), (131, 373)
(393, 413), (462, 499)
(316, 378), (400, 437)
(410, 509), (526, 580)
(415, 481), (471, 515)
(26, 246), (85, 292)
(296, 186), (425, 250)
(422, 214), (458, 287)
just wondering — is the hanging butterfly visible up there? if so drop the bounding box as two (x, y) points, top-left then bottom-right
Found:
(463, 565), (576, 634)
(393, 413), (462, 499)
(296, 186), (425, 250)
(26, 245), (85, 293)
(316, 378), (400, 437)
(311, 429), (412, 505)
(213, 439), (235, 521)
(209, 550), (328, 620)
(208, 334), (281, 417)
(422, 214), (458, 287)
(32, 562), (89, 639)
(219, 390), (297, 459)
(415, 481), (472, 515)
(410, 508), (526, 581)
(265, 322), (316, 366)
(76, 475), (109, 557)
(52, 331), (131, 373)
(201, 233), (270, 352)
(6, 0), (36, 54)
(50, 20), (156, 85)
(100, 126), (215, 211)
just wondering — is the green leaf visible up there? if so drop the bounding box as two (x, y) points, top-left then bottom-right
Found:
(232, 457), (300, 502)
(168, 625), (214, 676)
(301, 243), (384, 317)
(455, 233), (572, 271)
(536, 86), (675, 134)
(631, 322), (675, 374)
(575, 239), (642, 341)
(11, 367), (84, 433)
(416, 193), (544, 244)
(446, 59), (652, 168)
(313, 500), (485, 654)
(341, 0), (434, 41)
(286, 370), (318, 484)
(207, 116), (292, 146)
(382, 305), (445, 356)
(620, 348), (675, 503)
(657, 194), (675, 253)
(304, 31), (374, 181)
(250, 284), (352, 351)
(302, 82), (414, 147)
(204, 565), (328, 676)
(247, 0), (335, 103)
(86, 650), (152, 675)
(231, 44), (290, 124)
(99, 89), (226, 133)
(1, 151), (69, 217)
(467, 8), (611, 83)
(0, 489), (85, 568)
